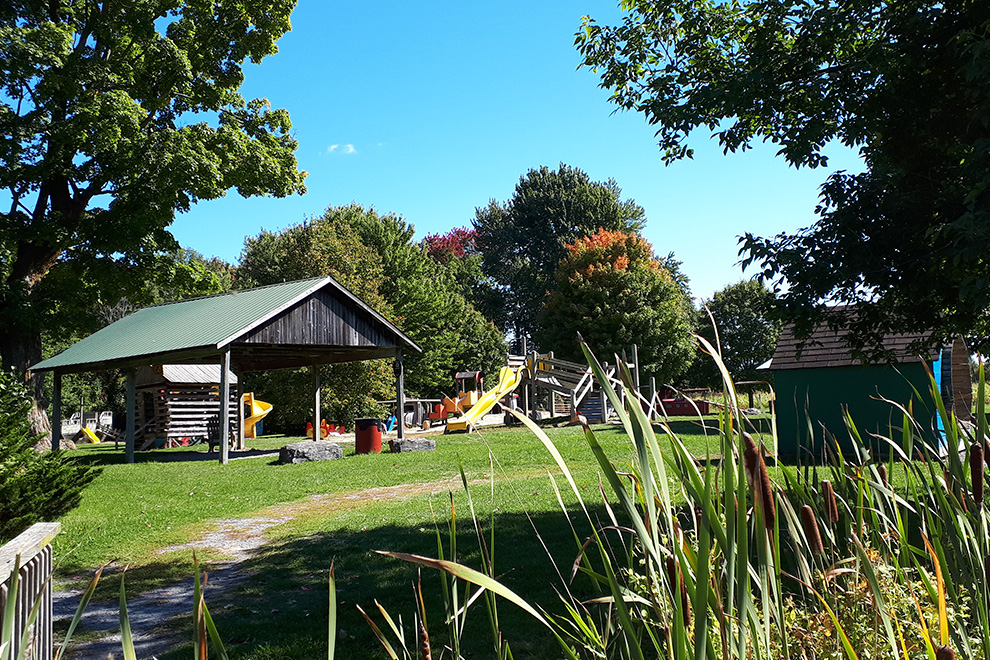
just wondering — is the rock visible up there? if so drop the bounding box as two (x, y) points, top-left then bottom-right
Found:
(389, 438), (436, 453)
(278, 441), (343, 464)
(742, 408), (763, 416)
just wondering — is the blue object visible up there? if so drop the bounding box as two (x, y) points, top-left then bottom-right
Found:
(385, 415), (397, 432)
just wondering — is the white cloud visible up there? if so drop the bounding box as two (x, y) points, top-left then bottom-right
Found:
(324, 143), (357, 155)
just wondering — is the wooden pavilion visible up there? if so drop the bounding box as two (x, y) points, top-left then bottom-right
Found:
(31, 277), (422, 464)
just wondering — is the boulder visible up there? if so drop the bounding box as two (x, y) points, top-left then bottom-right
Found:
(389, 438), (436, 453)
(279, 441), (343, 464)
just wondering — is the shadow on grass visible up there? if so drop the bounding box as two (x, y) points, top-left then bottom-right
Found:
(67, 444), (282, 466)
(153, 506), (614, 660)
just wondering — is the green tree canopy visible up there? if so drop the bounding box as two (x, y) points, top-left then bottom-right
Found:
(237, 205), (506, 428)
(688, 280), (782, 389)
(473, 164), (646, 346)
(577, 0), (990, 353)
(1, 0), (306, 435)
(537, 229), (695, 384)
(345, 208), (506, 396)
(423, 226), (502, 322)
(236, 208), (393, 429)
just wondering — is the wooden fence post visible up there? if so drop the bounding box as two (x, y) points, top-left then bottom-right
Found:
(0, 523), (61, 660)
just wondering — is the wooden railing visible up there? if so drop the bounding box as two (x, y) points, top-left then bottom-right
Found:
(507, 352), (629, 420)
(0, 523), (61, 660)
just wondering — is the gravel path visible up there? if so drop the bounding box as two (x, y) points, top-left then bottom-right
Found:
(54, 478), (463, 660)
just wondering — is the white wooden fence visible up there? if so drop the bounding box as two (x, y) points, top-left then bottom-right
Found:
(0, 523), (61, 660)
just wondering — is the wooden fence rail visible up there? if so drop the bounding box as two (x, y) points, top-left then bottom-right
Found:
(0, 523), (61, 660)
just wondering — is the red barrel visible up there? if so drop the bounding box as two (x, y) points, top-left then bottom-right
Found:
(354, 418), (383, 454)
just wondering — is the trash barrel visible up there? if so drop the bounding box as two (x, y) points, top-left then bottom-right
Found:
(354, 418), (383, 454)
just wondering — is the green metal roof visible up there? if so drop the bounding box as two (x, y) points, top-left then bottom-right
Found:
(32, 277), (421, 373)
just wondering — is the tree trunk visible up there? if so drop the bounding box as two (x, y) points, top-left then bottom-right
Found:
(0, 320), (52, 449)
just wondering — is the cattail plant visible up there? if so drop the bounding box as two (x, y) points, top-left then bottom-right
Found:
(799, 505), (824, 556)
(743, 432), (775, 533)
(935, 645), (955, 660)
(821, 480), (839, 525)
(877, 463), (888, 488)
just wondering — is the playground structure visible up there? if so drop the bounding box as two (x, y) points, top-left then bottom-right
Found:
(306, 419), (346, 438)
(446, 366), (524, 432)
(243, 392), (273, 438)
(440, 371), (485, 417)
(434, 342), (709, 432)
(502, 343), (712, 425)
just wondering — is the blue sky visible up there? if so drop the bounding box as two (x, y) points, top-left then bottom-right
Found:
(171, 0), (862, 301)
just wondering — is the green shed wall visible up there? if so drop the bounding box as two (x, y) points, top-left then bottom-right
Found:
(774, 363), (937, 460)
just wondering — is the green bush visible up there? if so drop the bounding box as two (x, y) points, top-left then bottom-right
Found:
(0, 371), (98, 542)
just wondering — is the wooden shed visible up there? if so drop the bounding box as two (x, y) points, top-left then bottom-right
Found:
(32, 276), (422, 464)
(135, 364), (239, 449)
(763, 317), (971, 461)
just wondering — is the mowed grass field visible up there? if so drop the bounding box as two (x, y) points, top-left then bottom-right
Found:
(54, 416), (769, 659)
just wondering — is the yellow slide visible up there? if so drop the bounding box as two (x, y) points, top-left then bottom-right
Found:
(446, 366), (522, 433)
(243, 392), (273, 439)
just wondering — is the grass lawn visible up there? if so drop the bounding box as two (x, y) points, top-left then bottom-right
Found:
(54, 416), (771, 659)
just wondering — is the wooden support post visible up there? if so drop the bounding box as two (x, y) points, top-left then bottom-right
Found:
(125, 370), (136, 464)
(649, 376), (657, 421)
(219, 350), (231, 465)
(395, 349), (406, 441)
(52, 372), (62, 451)
(312, 364), (321, 442)
(236, 372), (245, 451)
(530, 350), (538, 418)
(548, 351), (555, 415)
(521, 337), (530, 419)
(632, 344), (640, 393)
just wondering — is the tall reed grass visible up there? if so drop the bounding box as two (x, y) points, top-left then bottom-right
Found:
(9, 338), (989, 660)
(374, 340), (990, 660)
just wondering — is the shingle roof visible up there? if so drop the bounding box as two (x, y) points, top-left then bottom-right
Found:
(765, 317), (938, 371)
(32, 277), (421, 373)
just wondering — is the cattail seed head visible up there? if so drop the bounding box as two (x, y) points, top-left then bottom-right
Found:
(821, 480), (839, 525)
(972, 442), (985, 506)
(743, 433), (776, 533)
(935, 645), (955, 660)
(800, 505), (824, 555)
(877, 464), (888, 488)
(419, 620), (431, 660)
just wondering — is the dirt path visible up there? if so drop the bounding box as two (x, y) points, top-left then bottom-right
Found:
(54, 478), (465, 660)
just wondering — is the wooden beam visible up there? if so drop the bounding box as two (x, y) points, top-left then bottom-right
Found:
(236, 372), (245, 450)
(313, 365), (321, 442)
(395, 349), (405, 441)
(632, 343), (640, 392)
(51, 372), (62, 451)
(125, 369), (136, 463)
(219, 350), (230, 464)
(0, 522), (60, 585)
